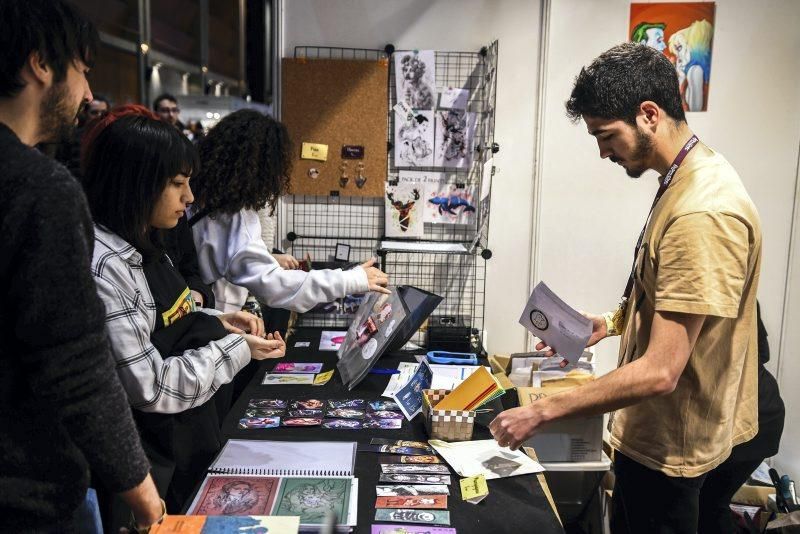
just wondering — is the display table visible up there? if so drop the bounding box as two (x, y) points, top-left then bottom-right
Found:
(215, 327), (564, 533)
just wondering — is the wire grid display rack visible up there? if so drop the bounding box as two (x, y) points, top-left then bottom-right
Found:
(278, 43), (498, 347)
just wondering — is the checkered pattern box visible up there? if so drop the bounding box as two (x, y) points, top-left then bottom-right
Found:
(422, 389), (475, 442)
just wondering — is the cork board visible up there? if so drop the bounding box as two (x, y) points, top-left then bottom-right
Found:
(282, 57), (389, 197)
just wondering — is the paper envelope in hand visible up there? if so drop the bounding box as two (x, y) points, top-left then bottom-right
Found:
(518, 282), (592, 364)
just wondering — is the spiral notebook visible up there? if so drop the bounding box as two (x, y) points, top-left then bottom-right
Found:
(208, 439), (357, 476)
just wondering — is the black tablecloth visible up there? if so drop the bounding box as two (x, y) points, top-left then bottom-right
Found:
(217, 327), (564, 533)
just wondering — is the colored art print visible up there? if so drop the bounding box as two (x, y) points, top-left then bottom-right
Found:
(281, 417), (323, 427)
(423, 183), (477, 225)
(394, 50), (436, 110)
(322, 418), (363, 430)
(374, 509), (451, 526)
(248, 398), (287, 409)
(237, 417), (280, 429)
(397, 455), (441, 464)
(376, 484), (450, 497)
(368, 400), (401, 412)
(244, 408), (285, 418)
(381, 464), (449, 475)
(273, 362), (323, 374)
(629, 3), (715, 111)
(327, 399), (366, 409)
(372, 525), (456, 534)
(287, 409), (323, 418)
(291, 399), (325, 410)
(375, 494), (448, 509)
(362, 417), (402, 430)
(189, 476), (280, 516)
(272, 477), (351, 524)
(394, 111), (435, 168)
(433, 110), (476, 169)
(368, 410), (404, 420)
(319, 330), (346, 351)
(371, 439), (433, 451)
(326, 408), (365, 420)
(378, 473), (451, 485)
(261, 373), (315, 385)
(361, 445), (433, 456)
(385, 181), (424, 238)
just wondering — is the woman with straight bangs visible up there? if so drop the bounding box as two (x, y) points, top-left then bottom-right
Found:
(187, 109), (390, 315)
(81, 105), (285, 521)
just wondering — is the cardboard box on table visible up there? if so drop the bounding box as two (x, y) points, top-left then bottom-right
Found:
(489, 353), (603, 463)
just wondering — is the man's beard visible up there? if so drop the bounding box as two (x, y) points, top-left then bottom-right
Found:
(38, 82), (80, 144)
(624, 127), (654, 178)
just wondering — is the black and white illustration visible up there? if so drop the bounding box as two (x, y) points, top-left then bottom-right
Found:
(394, 50), (436, 110)
(434, 110), (476, 169)
(394, 111), (434, 168)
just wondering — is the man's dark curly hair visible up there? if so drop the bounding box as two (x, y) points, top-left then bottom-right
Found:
(566, 42), (686, 125)
(191, 109), (292, 215)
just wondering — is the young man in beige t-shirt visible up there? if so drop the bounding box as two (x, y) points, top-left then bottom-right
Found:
(490, 43), (761, 533)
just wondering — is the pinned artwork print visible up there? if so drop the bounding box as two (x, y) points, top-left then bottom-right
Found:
(394, 111), (434, 168)
(434, 110), (476, 169)
(629, 3), (715, 111)
(385, 181), (424, 238)
(394, 50), (436, 110)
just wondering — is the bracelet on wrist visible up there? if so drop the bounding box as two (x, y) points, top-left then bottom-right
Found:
(130, 499), (166, 534)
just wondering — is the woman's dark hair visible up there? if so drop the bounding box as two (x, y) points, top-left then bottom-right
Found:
(566, 42), (686, 125)
(0, 0), (97, 97)
(192, 109), (292, 215)
(82, 104), (199, 255)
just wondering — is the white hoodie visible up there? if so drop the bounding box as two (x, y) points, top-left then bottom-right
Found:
(189, 207), (369, 313)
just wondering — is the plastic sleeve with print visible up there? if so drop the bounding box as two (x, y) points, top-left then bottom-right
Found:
(655, 211), (751, 318)
(190, 208), (369, 313)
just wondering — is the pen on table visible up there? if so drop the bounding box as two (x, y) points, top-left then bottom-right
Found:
(370, 368), (400, 375)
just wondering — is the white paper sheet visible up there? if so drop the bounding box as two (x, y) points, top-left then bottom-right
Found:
(428, 439), (545, 480)
(518, 281), (592, 364)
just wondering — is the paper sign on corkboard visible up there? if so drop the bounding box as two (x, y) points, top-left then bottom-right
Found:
(282, 57), (389, 197)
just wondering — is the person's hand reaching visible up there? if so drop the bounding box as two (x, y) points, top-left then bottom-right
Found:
(219, 311), (265, 337)
(359, 258), (391, 295)
(245, 331), (285, 360)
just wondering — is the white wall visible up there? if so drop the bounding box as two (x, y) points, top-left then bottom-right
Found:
(537, 0), (800, 474)
(281, 0), (543, 354)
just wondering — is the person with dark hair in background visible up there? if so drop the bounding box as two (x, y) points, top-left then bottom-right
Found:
(153, 92), (184, 131)
(697, 303), (784, 533)
(81, 105), (285, 525)
(491, 43), (763, 533)
(83, 93), (110, 121)
(51, 93), (111, 177)
(0, 1), (164, 531)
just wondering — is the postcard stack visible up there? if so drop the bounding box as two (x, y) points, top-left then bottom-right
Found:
(361, 439), (456, 532)
(188, 440), (358, 532)
(433, 366), (504, 411)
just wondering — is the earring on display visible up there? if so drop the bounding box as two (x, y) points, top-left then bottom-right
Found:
(355, 162), (367, 188)
(339, 162), (349, 188)
(308, 167), (320, 179)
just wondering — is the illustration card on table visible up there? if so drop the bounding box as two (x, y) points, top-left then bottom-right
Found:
(363, 417), (402, 430)
(434, 110), (477, 169)
(370, 439), (433, 451)
(385, 181), (424, 238)
(261, 373), (315, 385)
(376, 484), (450, 497)
(248, 399), (287, 409)
(375, 495), (448, 510)
(273, 362), (323, 374)
(322, 418), (363, 430)
(291, 399), (325, 410)
(374, 509), (451, 526)
(394, 50), (436, 110)
(381, 464), (450, 474)
(281, 417), (323, 427)
(394, 111), (435, 168)
(372, 525), (456, 534)
(319, 331), (346, 351)
(378, 473), (452, 485)
(188, 475), (280, 515)
(272, 477), (351, 525)
(238, 417), (280, 429)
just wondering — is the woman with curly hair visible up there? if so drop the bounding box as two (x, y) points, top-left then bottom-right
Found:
(187, 109), (390, 314)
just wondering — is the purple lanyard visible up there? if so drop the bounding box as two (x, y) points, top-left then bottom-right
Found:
(621, 134), (699, 303)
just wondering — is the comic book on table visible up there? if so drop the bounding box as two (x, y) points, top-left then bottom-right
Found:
(187, 440), (358, 532)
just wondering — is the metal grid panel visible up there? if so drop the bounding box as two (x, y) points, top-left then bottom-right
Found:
(279, 44), (497, 343)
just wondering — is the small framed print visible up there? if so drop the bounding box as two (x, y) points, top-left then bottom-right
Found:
(335, 243), (351, 262)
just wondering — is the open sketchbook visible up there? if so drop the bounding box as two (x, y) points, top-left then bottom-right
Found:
(208, 439), (357, 476)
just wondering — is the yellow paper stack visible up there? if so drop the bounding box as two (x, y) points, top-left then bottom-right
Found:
(434, 367), (505, 411)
